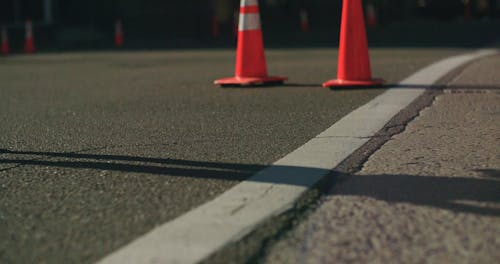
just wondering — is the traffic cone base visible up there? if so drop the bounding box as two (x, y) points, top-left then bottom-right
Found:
(215, 76), (287, 86)
(323, 78), (384, 88)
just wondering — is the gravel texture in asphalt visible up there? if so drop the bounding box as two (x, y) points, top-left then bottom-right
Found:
(262, 55), (500, 264)
(0, 48), (464, 263)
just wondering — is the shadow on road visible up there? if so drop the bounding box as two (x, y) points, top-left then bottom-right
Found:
(0, 148), (266, 181)
(331, 171), (500, 217)
(1, 148), (499, 216)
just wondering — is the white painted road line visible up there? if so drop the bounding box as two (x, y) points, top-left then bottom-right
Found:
(98, 49), (498, 264)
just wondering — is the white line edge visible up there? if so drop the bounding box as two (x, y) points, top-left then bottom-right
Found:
(98, 49), (498, 264)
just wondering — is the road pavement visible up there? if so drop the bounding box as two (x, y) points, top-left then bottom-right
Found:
(262, 55), (500, 263)
(0, 48), (472, 263)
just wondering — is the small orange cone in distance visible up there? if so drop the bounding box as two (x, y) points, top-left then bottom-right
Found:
(115, 19), (124, 47)
(215, 0), (287, 86)
(24, 19), (35, 54)
(365, 1), (378, 28)
(1, 26), (9, 56)
(323, 0), (383, 88)
(300, 9), (310, 32)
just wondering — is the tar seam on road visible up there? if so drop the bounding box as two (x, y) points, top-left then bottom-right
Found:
(98, 49), (498, 264)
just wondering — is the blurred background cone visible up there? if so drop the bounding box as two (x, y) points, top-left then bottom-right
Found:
(24, 19), (35, 54)
(300, 9), (310, 32)
(365, 1), (378, 28)
(1, 26), (8, 56)
(115, 19), (124, 48)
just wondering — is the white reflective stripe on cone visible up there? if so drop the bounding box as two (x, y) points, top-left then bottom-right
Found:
(240, 0), (259, 7)
(239, 13), (261, 31)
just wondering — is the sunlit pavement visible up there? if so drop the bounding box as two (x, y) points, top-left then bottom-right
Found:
(0, 48), (473, 262)
(262, 54), (500, 264)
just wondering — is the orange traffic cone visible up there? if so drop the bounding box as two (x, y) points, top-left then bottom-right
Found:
(24, 19), (35, 54)
(215, 0), (287, 86)
(1, 26), (8, 56)
(115, 19), (124, 48)
(365, 1), (378, 28)
(300, 9), (310, 32)
(323, 0), (383, 88)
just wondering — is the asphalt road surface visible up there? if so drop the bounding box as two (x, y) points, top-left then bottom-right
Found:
(0, 48), (465, 263)
(261, 55), (500, 264)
